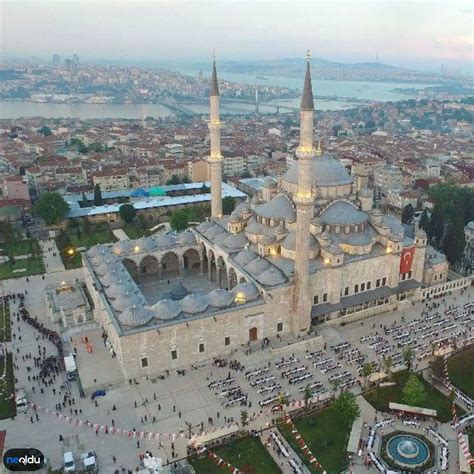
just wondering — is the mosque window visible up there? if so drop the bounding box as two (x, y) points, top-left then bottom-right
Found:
(335, 226), (340, 234)
(376, 279), (381, 288)
(361, 283), (365, 291)
(225, 336), (230, 346)
(171, 349), (178, 360)
(140, 357), (148, 368)
(382, 277), (387, 286)
(322, 293), (328, 303)
(367, 281), (371, 290)
(344, 286), (349, 296)
(277, 322), (283, 332)
(199, 343), (205, 353)
(313, 295), (319, 305)
(354, 284), (359, 293)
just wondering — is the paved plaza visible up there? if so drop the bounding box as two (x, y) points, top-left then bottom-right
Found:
(1, 264), (472, 472)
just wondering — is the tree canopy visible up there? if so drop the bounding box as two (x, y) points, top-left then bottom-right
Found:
(402, 374), (426, 406)
(401, 204), (415, 224)
(119, 204), (137, 223)
(169, 206), (204, 232)
(93, 184), (103, 206)
(331, 391), (360, 426)
(34, 192), (69, 225)
(37, 126), (52, 136)
(222, 196), (236, 215)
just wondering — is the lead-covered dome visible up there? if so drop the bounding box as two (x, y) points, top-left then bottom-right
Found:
(233, 249), (258, 266)
(180, 294), (209, 314)
(282, 153), (353, 187)
(153, 299), (182, 320)
(232, 283), (259, 302)
(207, 289), (234, 308)
(119, 305), (155, 328)
(319, 201), (368, 226)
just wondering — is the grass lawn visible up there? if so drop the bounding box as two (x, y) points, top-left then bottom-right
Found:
(0, 256), (44, 280)
(0, 354), (16, 420)
(1, 239), (41, 256)
(279, 406), (350, 473)
(189, 436), (281, 474)
(363, 370), (464, 423)
(57, 228), (117, 269)
(447, 347), (474, 399)
(0, 304), (11, 342)
(122, 223), (151, 239)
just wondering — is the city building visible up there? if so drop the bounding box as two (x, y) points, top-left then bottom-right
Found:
(82, 58), (449, 379)
(2, 175), (30, 201)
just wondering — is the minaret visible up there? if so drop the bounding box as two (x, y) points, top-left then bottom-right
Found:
(208, 55), (223, 218)
(293, 51), (315, 333)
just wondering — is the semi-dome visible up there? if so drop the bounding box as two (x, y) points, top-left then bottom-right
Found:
(233, 249), (258, 266)
(207, 289), (234, 308)
(245, 257), (270, 275)
(255, 194), (296, 222)
(119, 305), (155, 328)
(282, 153), (352, 187)
(176, 231), (196, 245)
(256, 267), (286, 286)
(180, 294), (209, 314)
(281, 231), (318, 251)
(319, 201), (368, 226)
(153, 299), (182, 320)
(232, 283), (259, 302)
(165, 280), (189, 300)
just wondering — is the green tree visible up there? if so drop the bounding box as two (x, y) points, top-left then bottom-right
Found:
(80, 192), (89, 207)
(34, 192), (69, 225)
(37, 126), (52, 136)
(187, 206), (203, 224)
(222, 196), (236, 215)
(240, 410), (248, 426)
(429, 356), (445, 381)
(166, 175), (181, 185)
(401, 204), (415, 224)
(56, 230), (72, 251)
(419, 209), (430, 232)
(427, 206), (445, 247)
(403, 348), (413, 369)
(93, 184), (103, 206)
(303, 384), (312, 405)
(331, 391), (360, 426)
(0, 221), (15, 244)
(200, 183), (210, 194)
(8, 254), (15, 266)
(443, 217), (466, 265)
(169, 209), (189, 232)
(362, 363), (374, 383)
(138, 214), (148, 232)
(383, 356), (393, 379)
(82, 217), (91, 235)
(118, 204), (137, 223)
(402, 374), (427, 406)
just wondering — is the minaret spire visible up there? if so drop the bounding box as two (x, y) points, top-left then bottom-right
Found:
(208, 53), (223, 218)
(292, 51), (316, 334)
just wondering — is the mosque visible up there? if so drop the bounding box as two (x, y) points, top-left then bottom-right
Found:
(83, 56), (448, 379)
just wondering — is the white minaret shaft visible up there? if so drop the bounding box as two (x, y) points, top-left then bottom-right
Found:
(209, 59), (222, 218)
(293, 52), (315, 333)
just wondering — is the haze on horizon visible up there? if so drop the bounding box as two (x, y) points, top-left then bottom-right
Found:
(1, 0), (473, 74)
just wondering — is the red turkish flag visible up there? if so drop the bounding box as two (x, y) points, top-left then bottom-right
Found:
(400, 247), (415, 274)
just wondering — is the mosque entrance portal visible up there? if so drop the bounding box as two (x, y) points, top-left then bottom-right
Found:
(249, 327), (258, 341)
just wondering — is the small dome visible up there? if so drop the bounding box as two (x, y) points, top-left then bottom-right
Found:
(213, 232), (229, 246)
(112, 241), (134, 255)
(204, 225), (226, 239)
(165, 280), (189, 300)
(228, 214), (240, 224)
(196, 220), (214, 233)
(135, 237), (157, 252)
(176, 231), (196, 245)
(245, 217), (263, 235)
(106, 282), (134, 299)
(319, 201), (368, 226)
(153, 299), (182, 320)
(88, 244), (110, 258)
(207, 289), (234, 308)
(119, 305), (155, 328)
(113, 293), (143, 312)
(233, 249), (257, 266)
(180, 294), (209, 314)
(256, 267), (286, 286)
(155, 234), (177, 248)
(222, 233), (247, 251)
(95, 260), (120, 276)
(91, 254), (110, 266)
(232, 283), (259, 302)
(245, 257), (270, 275)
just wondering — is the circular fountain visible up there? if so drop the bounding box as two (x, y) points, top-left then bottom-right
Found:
(386, 434), (430, 468)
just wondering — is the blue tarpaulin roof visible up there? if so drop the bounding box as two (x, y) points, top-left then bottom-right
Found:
(131, 188), (149, 197)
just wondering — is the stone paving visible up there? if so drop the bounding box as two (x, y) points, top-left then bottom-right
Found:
(112, 229), (129, 241)
(39, 238), (65, 273)
(0, 267), (472, 472)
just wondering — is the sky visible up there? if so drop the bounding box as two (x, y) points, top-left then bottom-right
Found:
(1, 0), (473, 73)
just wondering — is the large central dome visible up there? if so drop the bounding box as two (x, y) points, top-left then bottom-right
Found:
(282, 153), (353, 188)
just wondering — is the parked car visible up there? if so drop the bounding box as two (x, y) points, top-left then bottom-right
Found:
(81, 451), (98, 472)
(63, 451), (75, 472)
